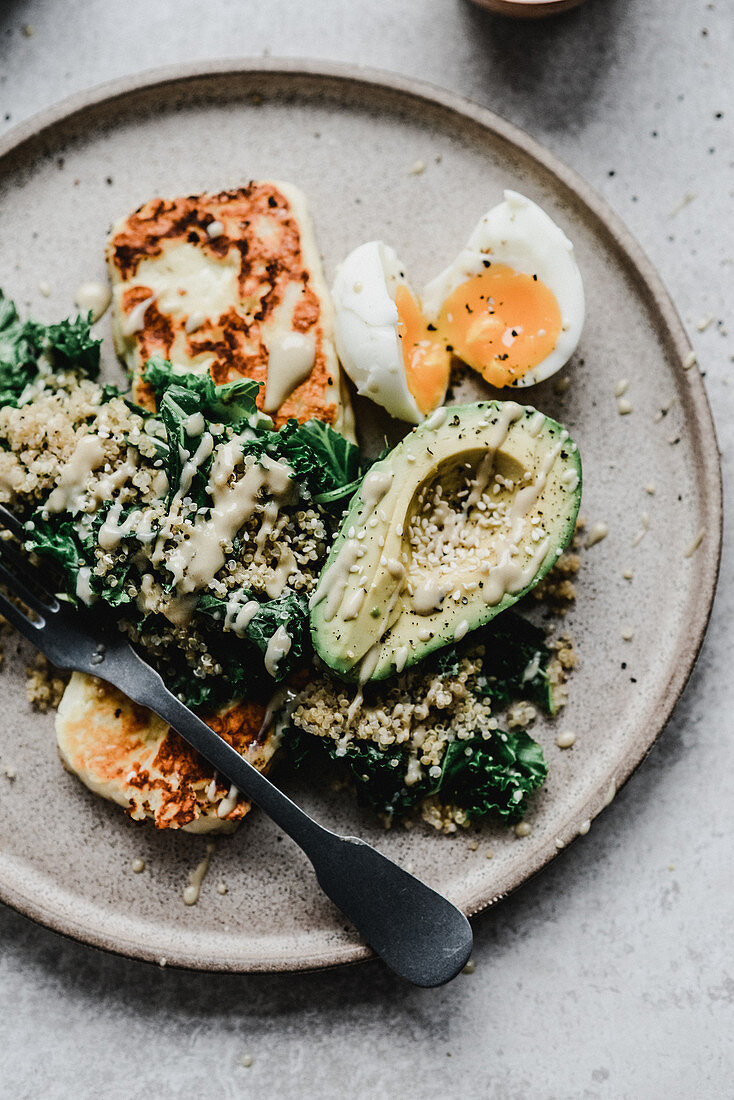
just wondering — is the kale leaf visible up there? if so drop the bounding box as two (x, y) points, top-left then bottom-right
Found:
(287, 725), (547, 824)
(427, 612), (554, 714)
(44, 313), (101, 377)
(0, 291), (45, 407)
(197, 588), (310, 685)
(473, 612), (555, 714)
(275, 418), (364, 504)
(286, 609), (554, 823)
(144, 357), (262, 429)
(0, 291), (101, 409)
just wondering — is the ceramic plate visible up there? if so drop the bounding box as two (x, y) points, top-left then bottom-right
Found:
(0, 62), (721, 972)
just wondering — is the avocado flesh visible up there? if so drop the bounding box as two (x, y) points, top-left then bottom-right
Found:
(310, 401), (582, 682)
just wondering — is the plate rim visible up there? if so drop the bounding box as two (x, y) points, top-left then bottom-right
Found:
(0, 58), (722, 974)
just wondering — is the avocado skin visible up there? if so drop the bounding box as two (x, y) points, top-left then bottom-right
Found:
(310, 401), (582, 683)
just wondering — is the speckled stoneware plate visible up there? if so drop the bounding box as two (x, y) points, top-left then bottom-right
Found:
(0, 62), (721, 973)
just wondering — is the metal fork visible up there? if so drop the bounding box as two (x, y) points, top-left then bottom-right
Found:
(0, 504), (472, 986)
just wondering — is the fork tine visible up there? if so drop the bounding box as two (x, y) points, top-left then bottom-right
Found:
(0, 503), (28, 540)
(0, 587), (44, 646)
(0, 533), (59, 610)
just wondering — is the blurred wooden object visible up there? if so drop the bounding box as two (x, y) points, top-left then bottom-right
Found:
(469, 0), (586, 17)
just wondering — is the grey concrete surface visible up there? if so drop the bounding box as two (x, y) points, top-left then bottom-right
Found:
(0, 1), (731, 1097)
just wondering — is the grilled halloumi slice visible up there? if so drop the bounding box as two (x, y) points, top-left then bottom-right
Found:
(56, 672), (281, 833)
(107, 181), (353, 435)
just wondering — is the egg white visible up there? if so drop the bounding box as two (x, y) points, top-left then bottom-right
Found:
(331, 241), (425, 423)
(422, 190), (585, 386)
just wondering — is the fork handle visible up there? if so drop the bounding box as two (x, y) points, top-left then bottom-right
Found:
(111, 665), (473, 986)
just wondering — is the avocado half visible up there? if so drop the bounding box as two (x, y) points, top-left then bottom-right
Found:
(309, 401), (582, 683)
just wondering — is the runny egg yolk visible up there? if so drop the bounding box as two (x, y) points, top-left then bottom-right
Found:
(436, 264), (562, 388)
(395, 284), (451, 415)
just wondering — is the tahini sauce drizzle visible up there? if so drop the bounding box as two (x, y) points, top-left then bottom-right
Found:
(262, 283), (317, 413)
(74, 281), (111, 321)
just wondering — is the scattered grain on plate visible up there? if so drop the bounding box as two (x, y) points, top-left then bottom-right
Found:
(158, 957), (167, 969)
(683, 350), (697, 370)
(22, 24), (35, 37)
(468, 839), (479, 851)
(462, 960), (476, 975)
(485, 850), (494, 859)
(585, 521), (608, 548)
(553, 376), (571, 394)
(684, 528), (706, 558)
(241, 1055), (254, 1068)
(216, 882), (228, 895)
(131, 858), (146, 874)
(669, 191), (696, 217)
(614, 378), (629, 398)
(555, 729), (576, 749)
(622, 568), (634, 580)
(408, 159), (426, 175)
(514, 822), (532, 838)
(555, 837), (565, 849)
(696, 314), (714, 332)
(37, 280), (51, 297)
(25, 656), (69, 712)
(4, 765), (17, 780)
(617, 398), (633, 415)
(645, 482), (656, 495)
(602, 780), (616, 807)
(578, 820), (591, 836)
(621, 627), (634, 641)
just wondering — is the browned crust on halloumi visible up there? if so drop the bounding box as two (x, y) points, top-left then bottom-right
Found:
(107, 182), (352, 434)
(57, 673), (281, 833)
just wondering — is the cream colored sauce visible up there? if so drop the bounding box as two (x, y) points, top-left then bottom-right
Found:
(262, 282), (316, 413)
(632, 513), (650, 548)
(46, 435), (106, 513)
(310, 538), (363, 620)
(346, 687), (364, 726)
(223, 596), (260, 636)
(395, 645), (410, 673)
(423, 406), (447, 431)
(217, 783), (239, 818)
(555, 729), (576, 748)
(361, 469), (394, 508)
(74, 281), (111, 321)
(164, 449), (294, 598)
(90, 451), (140, 506)
(185, 412), (205, 436)
(183, 841), (215, 905)
(412, 577), (447, 615)
(75, 566), (94, 606)
(405, 755), (423, 786)
(684, 528), (706, 558)
(264, 625), (291, 677)
(133, 242), (240, 326)
(121, 293), (156, 336)
(585, 521), (608, 548)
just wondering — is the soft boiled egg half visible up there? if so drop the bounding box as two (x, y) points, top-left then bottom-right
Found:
(422, 190), (585, 389)
(331, 241), (451, 424)
(331, 192), (584, 422)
